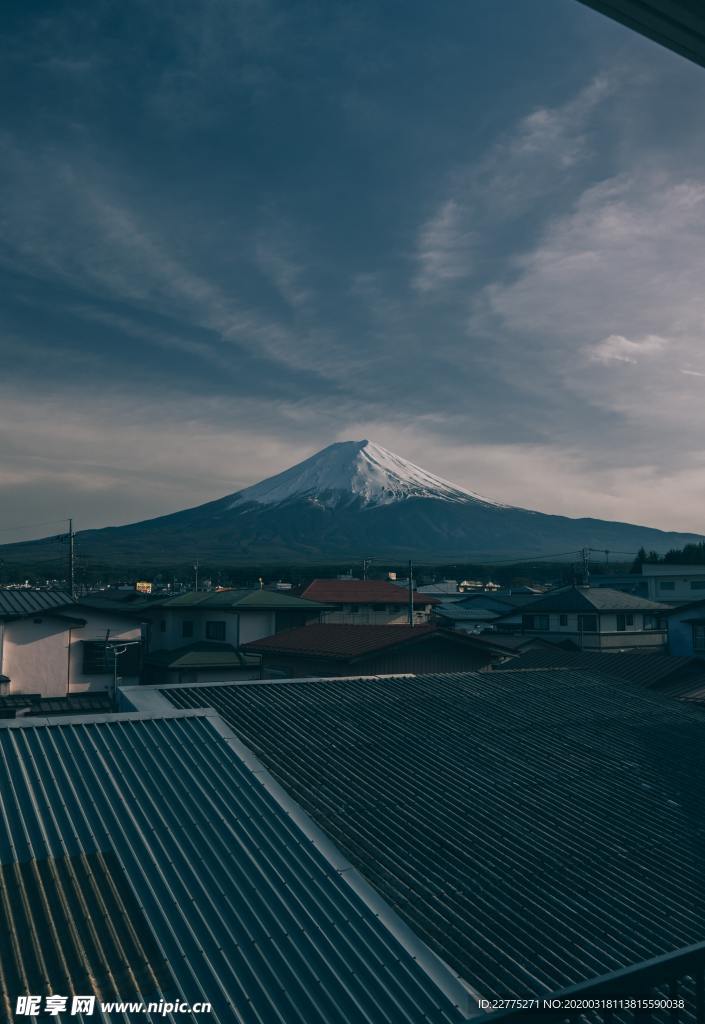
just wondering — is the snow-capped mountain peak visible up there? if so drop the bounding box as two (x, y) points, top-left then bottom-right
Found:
(227, 440), (504, 510)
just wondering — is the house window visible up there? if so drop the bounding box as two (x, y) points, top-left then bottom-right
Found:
(643, 614), (661, 631)
(616, 614), (634, 632)
(181, 620), (194, 639)
(691, 581), (705, 590)
(205, 620), (226, 641)
(82, 641), (110, 675)
(522, 614), (549, 631)
(559, 614), (568, 626)
(694, 625), (705, 652)
(578, 614), (598, 633)
(659, 581), (675, 591)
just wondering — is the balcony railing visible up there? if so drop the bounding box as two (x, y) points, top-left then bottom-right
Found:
(483, 940), (705, 1023)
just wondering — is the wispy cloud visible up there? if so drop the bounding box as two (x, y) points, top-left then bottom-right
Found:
(412, 74), (615, 294)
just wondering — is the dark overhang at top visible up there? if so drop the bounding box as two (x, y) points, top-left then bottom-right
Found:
(578, 1), (705, 70)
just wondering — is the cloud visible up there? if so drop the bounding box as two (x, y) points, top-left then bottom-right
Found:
(412, 74), (615, 294)
(588, 334), (668, 365)
(471, 169), (705, 459)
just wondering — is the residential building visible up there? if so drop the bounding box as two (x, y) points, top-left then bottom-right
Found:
(0, 589), (143, 698)
(301, 578), (439, 624)
(494, 586), (669, 650)
(122, 670), (705, 999)
(143, 589), (329, 654)
(241, 623), (507, 677)
(664, 598), (705, 657)
(0, 708), (469, 1022)
(639, 564), (705, 603)
(142, 641), (263, 685)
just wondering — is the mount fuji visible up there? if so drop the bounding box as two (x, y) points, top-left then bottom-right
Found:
(3, 440), (702, 566)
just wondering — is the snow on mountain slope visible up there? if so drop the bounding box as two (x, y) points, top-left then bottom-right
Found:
(228, 439), (506, 510)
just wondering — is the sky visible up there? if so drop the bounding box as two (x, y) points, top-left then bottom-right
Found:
(3, 0), (705, 542)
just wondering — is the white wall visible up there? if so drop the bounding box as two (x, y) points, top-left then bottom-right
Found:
(148, 609), (276, 650)
(4, 618), (71, 698)
(1, 610), (142, 698)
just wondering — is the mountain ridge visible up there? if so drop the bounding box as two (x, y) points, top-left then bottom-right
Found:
(1, 440), (702, 567)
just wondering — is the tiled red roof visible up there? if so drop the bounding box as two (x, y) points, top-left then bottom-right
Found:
(242, 624), (448, 659)
(301, 579), (441, 606)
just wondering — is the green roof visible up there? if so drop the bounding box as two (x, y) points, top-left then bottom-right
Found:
(144, 641), (261, 669)
(158, 589), (330, 611)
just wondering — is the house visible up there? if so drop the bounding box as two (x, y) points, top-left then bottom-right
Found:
(141, 641), (264, 685)
(0, 708), (470, 1021)
(493, 586), (670, 651)
(241, 623), (507, 677)
(121, 669), (705, 1000)
(142, 588), (329, 654)
(0, 589), (144, 698)
(664, 598), (705, 657)
(431, 603), (500, 633)
(301, 578), (440, 624)
(638, 564), (705, 604)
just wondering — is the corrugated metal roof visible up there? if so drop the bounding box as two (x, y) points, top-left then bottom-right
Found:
(0, 711), (468, 1023)
(156, 672), (705, 999)
(491, 649), (703, 687)
(0, 589), (73, 618)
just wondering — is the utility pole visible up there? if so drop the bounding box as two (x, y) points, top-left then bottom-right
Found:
(362, 557), (373, 580)
(582, 547), (590, 587)
(408, 559), (414, 626)
(68, 518), (76, 600)
(194, 560), (199, 592)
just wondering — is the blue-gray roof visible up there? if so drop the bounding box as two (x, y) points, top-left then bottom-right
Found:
(0, 710), (468, 1023)
(145, 672), (705, 999)
(0, 588), (73, 618)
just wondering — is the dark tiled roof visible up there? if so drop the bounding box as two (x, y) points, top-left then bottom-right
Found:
(0, 588), (73, 618)
(0, 712), (466, 1023)
(159, 589), (330, 611)
(161, 672), (705, 998)
(505, 585), (669, 614)
(302, 579), (441, 606)
(243, 623), (446, 659)
(492, 649), (703, 688)
(0, 692), (114, 719)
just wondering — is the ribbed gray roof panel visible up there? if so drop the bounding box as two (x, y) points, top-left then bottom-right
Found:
(0, 589), (73, 618)
(0, 712), (467, 1024)
(159, 672), (705, 998)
